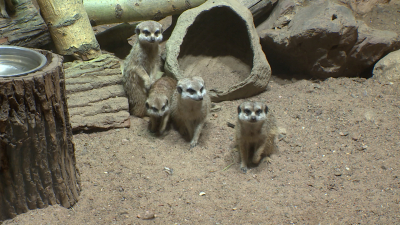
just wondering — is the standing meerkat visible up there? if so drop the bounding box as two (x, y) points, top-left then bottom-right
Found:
(122, 20), (163, 117)
(236, 101), (278, 173)
(171, 76), (211, 149)
(145, 76), (177, 135)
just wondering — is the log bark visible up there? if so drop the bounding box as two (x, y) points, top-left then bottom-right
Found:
(64, 54), (130, 131)
(83, 0), (207, 26)
(237, 0), (277, 24)
(0, 0), (51, 48)
(36, 0), (101, 60)
(0, 50), (81, 221)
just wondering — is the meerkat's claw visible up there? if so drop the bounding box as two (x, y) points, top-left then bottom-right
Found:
(240, 165), (248, 173)
(189, 142), (197, 150)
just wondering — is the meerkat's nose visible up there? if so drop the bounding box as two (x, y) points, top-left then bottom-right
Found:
(198, 96), (203, 100)
(251, 116), (256, 121)
(150, 36), (155, 42)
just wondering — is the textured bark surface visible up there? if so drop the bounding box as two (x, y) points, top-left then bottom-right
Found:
(84, 0), (207, 26)
(0, 0), (51, 48)
(64, 54), (130, 131)
(238, 0), (277, 22)
(0, 50), (81, 221)
(36, 0), (101, 60)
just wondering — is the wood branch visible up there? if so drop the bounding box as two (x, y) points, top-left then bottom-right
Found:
(36, 0), (101, 60)
(0, 0), (51, 48)
(238, 0), (277, 21)
(0, 49), (80, 221)
(83, 0), (207, 26)
(64, 54), (130, 131)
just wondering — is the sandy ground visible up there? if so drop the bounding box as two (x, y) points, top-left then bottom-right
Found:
(3, 2), (400, 224)
(3, 76), (400, 224)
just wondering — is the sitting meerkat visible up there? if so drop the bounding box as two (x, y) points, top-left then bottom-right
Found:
(122, 20), (163, 117)
(171, 76), (211, 149)
(236, 101), (278, 173)
(145, 76), (177, 135)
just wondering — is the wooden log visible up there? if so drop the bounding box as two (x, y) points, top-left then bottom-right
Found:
(0, 49), (81, 221)
(36, 0), (101, 60)
(64, 53), (130, 131)
(0, 0), (51, 48)
(83, 0), (207, 26)
(238, 0), (277, 23)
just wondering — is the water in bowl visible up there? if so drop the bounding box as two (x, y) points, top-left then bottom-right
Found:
(0, 55), (41, 77)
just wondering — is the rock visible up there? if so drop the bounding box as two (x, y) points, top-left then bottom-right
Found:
(137, 210), (156, 220)
(257, 0), (400, 79)
(373, 50), (400, 83)
(339, 0), (390, 14)
(347, 21), (399, 77)
(165, 0), (271, 102)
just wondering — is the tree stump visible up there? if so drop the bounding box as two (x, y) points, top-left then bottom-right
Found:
(0, 50), (81, 221)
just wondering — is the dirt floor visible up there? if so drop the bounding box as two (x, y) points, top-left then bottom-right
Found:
(4, 76), (400, 224)
(3, 2), (400, 225)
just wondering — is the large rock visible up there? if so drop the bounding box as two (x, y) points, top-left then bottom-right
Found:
(348, 21), (399, 77)
(373, 50), (400, 83)
(339, 0), (390, 14)
(257, 0), (400, 78)
(165, 0), (271, 102)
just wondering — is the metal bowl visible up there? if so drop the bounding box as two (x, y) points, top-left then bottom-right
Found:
(0, 45), (47, 77)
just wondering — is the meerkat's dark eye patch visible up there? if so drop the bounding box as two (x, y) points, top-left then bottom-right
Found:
(187, 88), (196, 94)
(155, 30), (160, 36)
(143, 30), (150, 36)
(200, 87), (204, 93)
(244, 109), (251, 115)
(255, 109), (262, 115)
(145, 102), (150, 109)
(152, 107), (158, 112)
(177, 86), (183, 94)
(161, 105), (166, 111)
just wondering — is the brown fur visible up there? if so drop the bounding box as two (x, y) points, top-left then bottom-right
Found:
(236, 101), (278, 173)
(171, 77), (211, 149)
(146, 76), (177, 135)
(122, 21), (163, 117)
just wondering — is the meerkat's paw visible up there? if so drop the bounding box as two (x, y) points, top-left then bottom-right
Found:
(263, 156), (272, 164)
(189, 141), (198, 150)
(240, 163), (248, 173)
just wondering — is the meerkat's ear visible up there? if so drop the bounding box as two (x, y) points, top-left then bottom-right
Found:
(135, 26), (141, 34)
(237, 105), (241, 114)
(165, 99), (169, 105)
(264, 105), (269, 114)
(177, 86), (183, 94)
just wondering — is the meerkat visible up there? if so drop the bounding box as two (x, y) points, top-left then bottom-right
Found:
(145, 76), (177, 135)
(122, 20), (163, 117)
(236, 101), (278, 173)
(171, 76), (211, 149)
